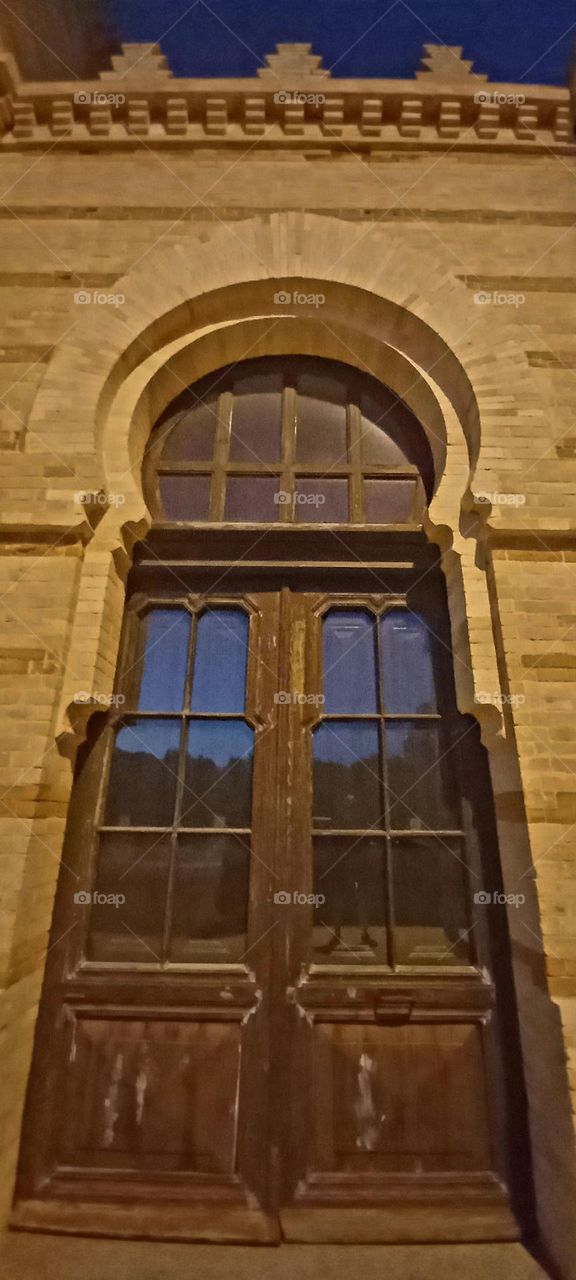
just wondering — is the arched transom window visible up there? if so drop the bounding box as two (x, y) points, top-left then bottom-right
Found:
(144, 356), (434, 525)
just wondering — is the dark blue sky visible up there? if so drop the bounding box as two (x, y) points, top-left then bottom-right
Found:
(108, 0), (575, 85)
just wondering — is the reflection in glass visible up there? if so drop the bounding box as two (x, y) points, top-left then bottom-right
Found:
(381, 610), (437, 714)
(87, 832), (170, 962)
(170, 834), (249, 960)
(192, 610), (249, 713)
(161, 400), (218, 461)
(137, 610), (190, 712)
(182, 720), (254, 828)
(386, 722), (459, 831)
(313, 836), (387, 961)
(391, 837), (470, 965)
(364, 478), (416, 524)
(159, 475), (211, 521)
(322, 610), (378, 714)
(104, 720), (181, 827)
(294, 479), (349, 523)
(313, 721), (381, 829)
(224, 476), (281, 522)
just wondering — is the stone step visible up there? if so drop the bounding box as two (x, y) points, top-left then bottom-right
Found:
(0, 1235), (551, 1280)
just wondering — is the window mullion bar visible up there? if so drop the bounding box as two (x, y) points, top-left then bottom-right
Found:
(375, 615), (394, 970)
(160, 611), (198, 963)
(280, 384), (296, 523)
(211, 390), (232, 520)
(349, 404), (363, 524)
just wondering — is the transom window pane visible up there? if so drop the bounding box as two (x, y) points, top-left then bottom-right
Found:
(158, 475), (211, 521)
(148, 356), (434, 525)
(294, 478), (349, 523)
(229, 369), (283, 462)
(224, 476), (281, 522)
(161, 399), (218, 461)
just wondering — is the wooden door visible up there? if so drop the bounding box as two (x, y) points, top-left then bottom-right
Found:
(15, 591), (284, 1242)
(271, 589), (520, 1242)
(14, 583), (522, 1243)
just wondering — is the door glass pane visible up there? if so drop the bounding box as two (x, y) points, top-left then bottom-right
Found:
(391, 836), (470, 965)
(295, 397), (348, 463)
(161, 399), (218, 461)
(87, 832), (170, 962)
(224, 476), (281, 522)
(191, 609), (249, 713)
(104, 720), (181, 827)
(386, 722), (460, 831)
(182, 721), (254, 828)
(294, 478), (349, 523)
(136, 609), (190, 711)
(322, 610), (378, 713)
(158, 475), (211, 521)
(313, 836), (387, 962)
(229, 371), (283, 463)
(169, 834), (249, 961)
(381, 610), (437, 714)
(313, 721), (381, 829)
(364, 478), (416, 523)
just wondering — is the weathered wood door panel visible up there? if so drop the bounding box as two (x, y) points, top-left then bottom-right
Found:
(14, 582), (522, 1243)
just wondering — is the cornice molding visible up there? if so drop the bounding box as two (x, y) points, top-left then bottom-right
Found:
(0, 42), (572, 155)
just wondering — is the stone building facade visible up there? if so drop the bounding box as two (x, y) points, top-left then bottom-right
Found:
(0, 33), (575, 1280)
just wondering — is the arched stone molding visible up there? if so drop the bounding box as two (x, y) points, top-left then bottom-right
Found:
(25, 213), (551, 542)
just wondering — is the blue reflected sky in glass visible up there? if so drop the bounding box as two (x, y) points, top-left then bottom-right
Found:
(191, 609), (249, 712)
(104, 719), (181, 826)
(183, 720), (254, 827)
(313, 720), (381, 828)
(385, 721), (459, 830)
(137, 610), (190, 711)
(381, 610), (437, 714)
(322, 610), (378, 714)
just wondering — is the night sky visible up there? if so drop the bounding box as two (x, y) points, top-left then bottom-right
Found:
(107, 0), (575, 85)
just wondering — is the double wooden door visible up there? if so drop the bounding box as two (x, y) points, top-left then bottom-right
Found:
(15, 584), (521, 1243)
